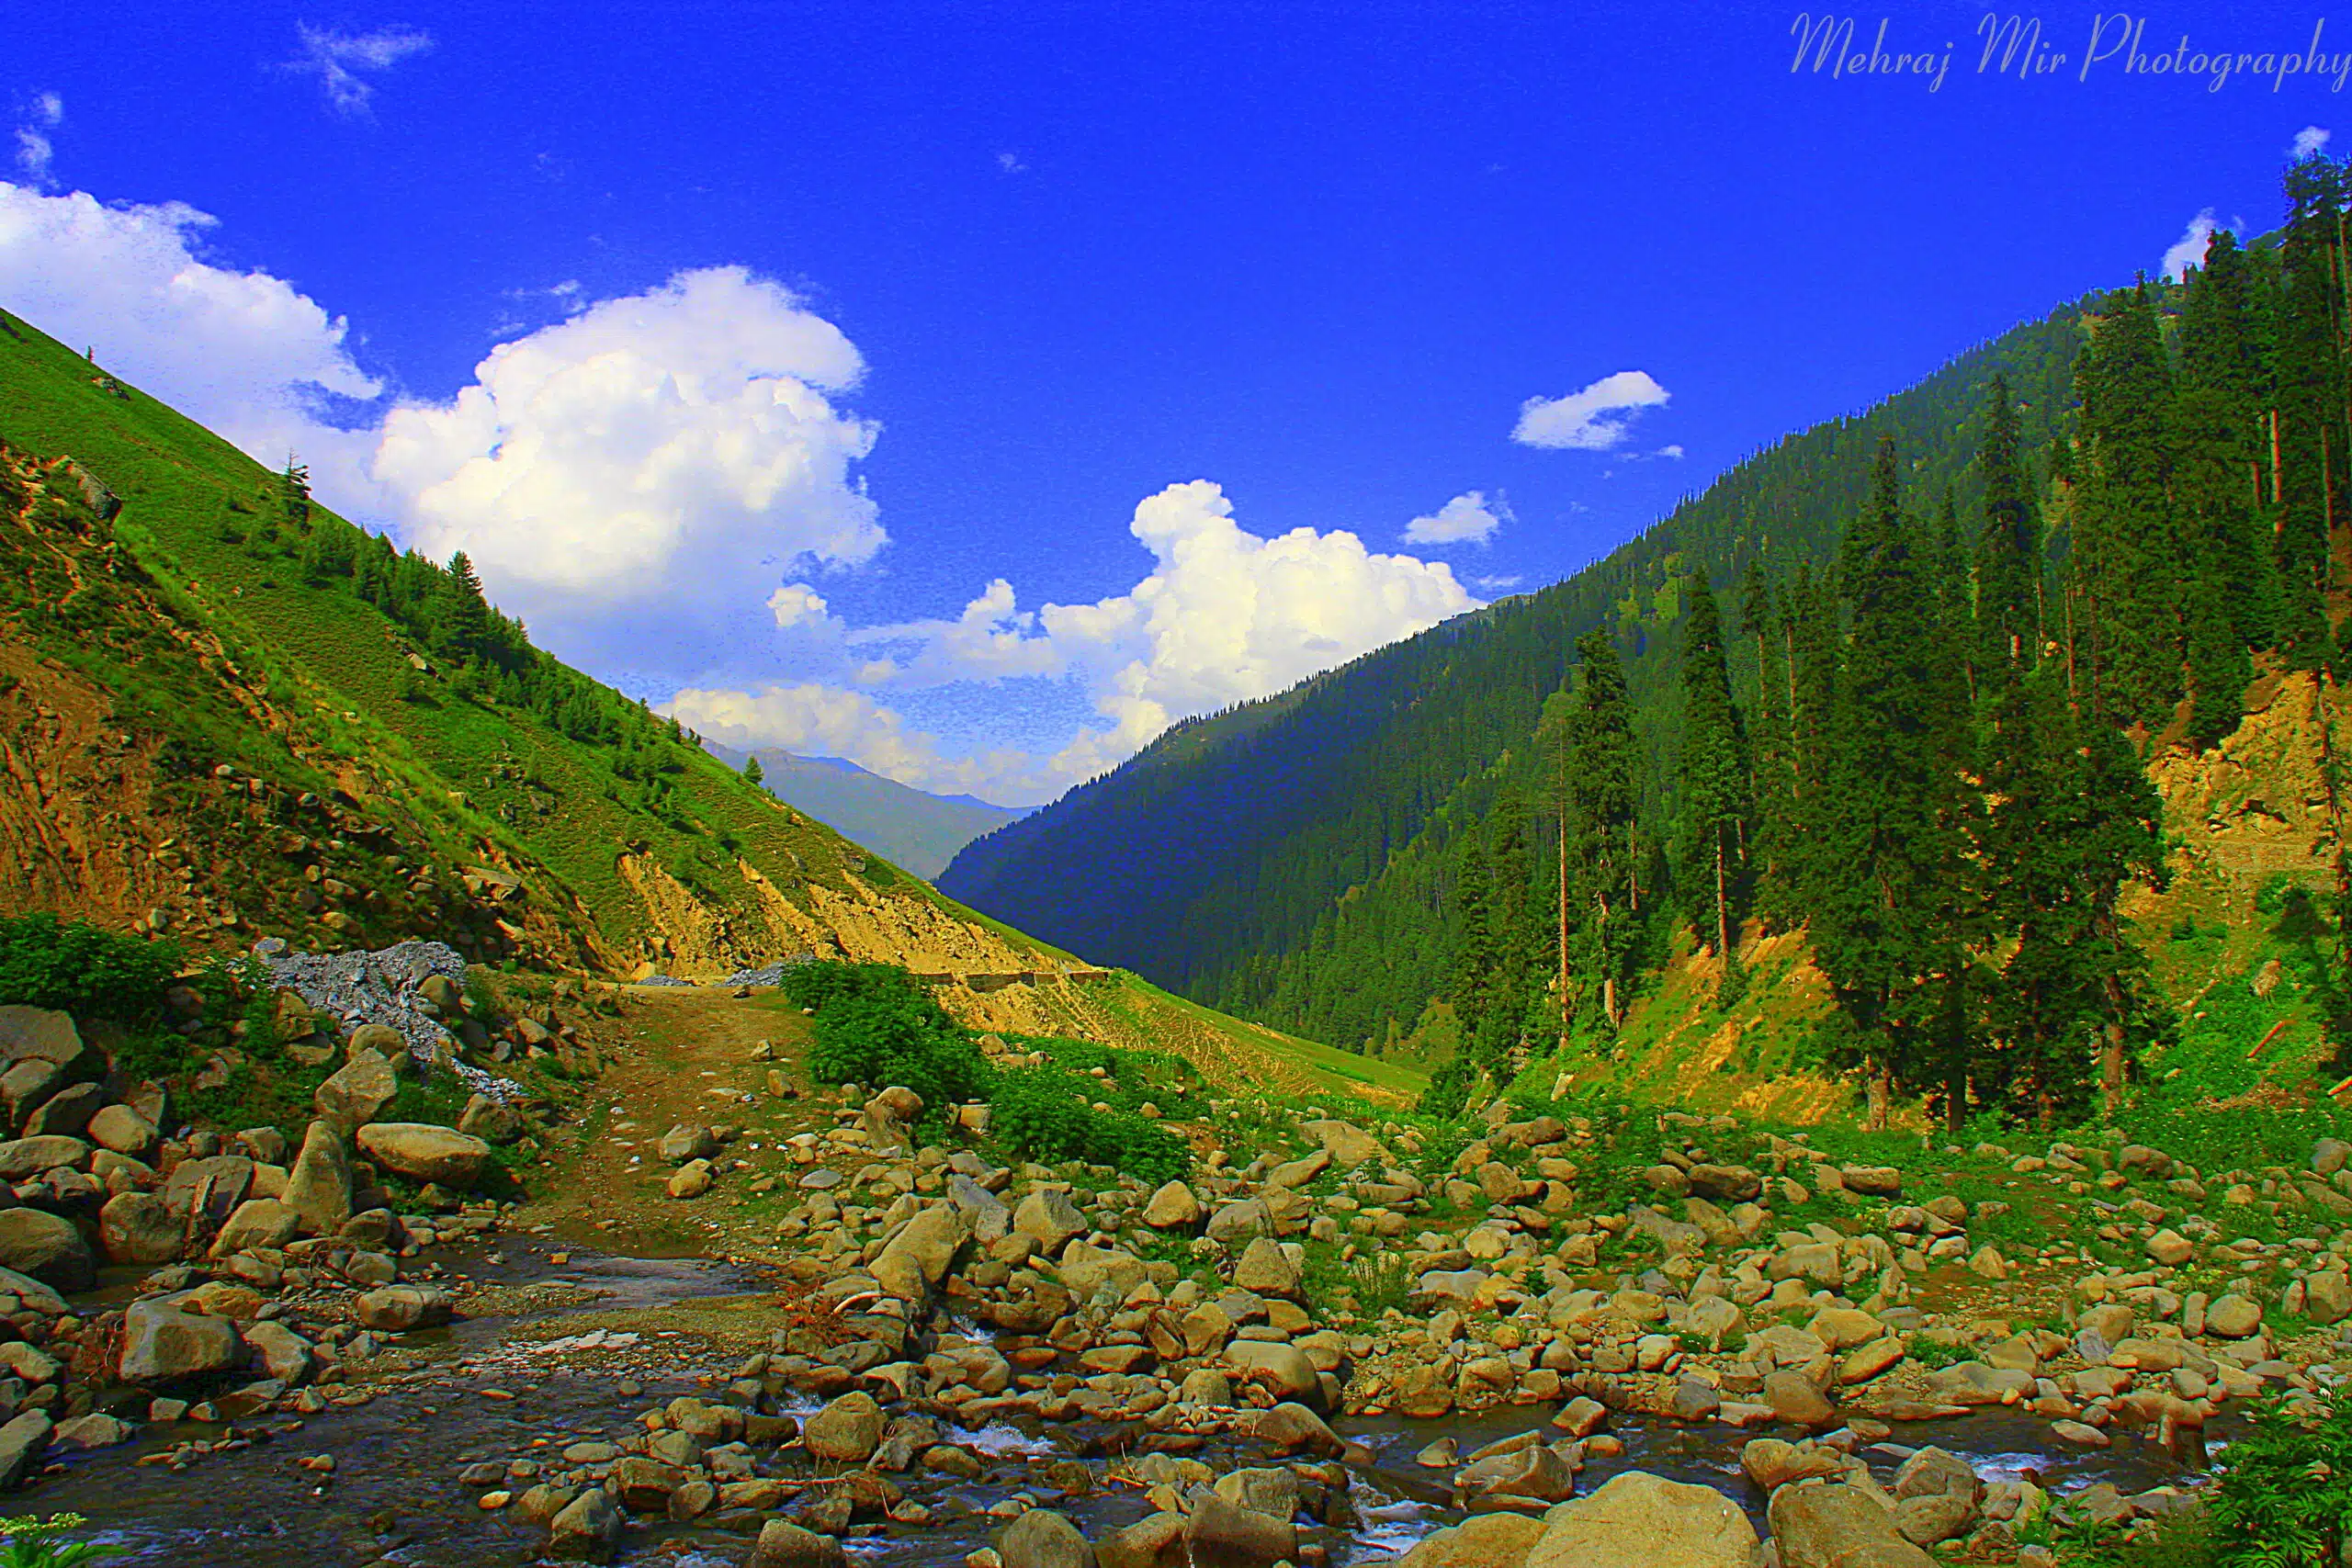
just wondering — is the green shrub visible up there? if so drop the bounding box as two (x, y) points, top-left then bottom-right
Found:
(0, 1513), (121, 1568)
(990, 1066), (1190, 1183)
(2201, 1392), (2352, 1564)
(804, 984), (987, 1114)
(0, 914), (181, 1021)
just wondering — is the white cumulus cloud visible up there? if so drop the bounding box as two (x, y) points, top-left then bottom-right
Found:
(1512, 369), (1670, 450)
(2163, 209), (2222, 282)
(374, 266), (885, 671)
(767, 582), (841, 633)
(1403, 490), (1505, 546)
(666, 682), (1038, 800)
(286, 24), (435, 117)
(2296, 125), (2333, 158)
(0, 183), (383, 488)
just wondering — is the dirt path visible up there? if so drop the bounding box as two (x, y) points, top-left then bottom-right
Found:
(522, 987), (829, 1260)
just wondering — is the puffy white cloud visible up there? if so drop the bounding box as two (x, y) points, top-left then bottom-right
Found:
(286, 24), (434, 117)
(1403, 490), (1505, 546)
(767, 581), (841, 633)
(2296, 125), (2333, 158)
(1656, 443), (1685, 458)
(0, 183), (383, 491)
(2163, 209), (2222, 282)
(1512, 369), (1669, 450)
(375, 266), (885, 665)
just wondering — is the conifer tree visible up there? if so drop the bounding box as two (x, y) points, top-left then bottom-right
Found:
(2073, 280), (2181, 726)
(1973, 374), (2041, 670)
(1675, 575), (1750, 984)
(2172, 227), (2279, 653)
(1565, 631), (1643, 1029)
(2273, 154), (2348, 670)
(1810, 437), (1975, 1127)
(443, 550), (493, 660)
(743, 754), (764, 789)
(1739, 560), (1796, 927)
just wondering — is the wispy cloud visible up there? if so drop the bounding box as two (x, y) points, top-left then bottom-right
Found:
(12, 91), (62, 186)
(1512, 369), (1670, 450)
(2295, 125), (2333, 158)
(2162, 209), (2222, 282)
(285, 23), (434, 117)
(996, 152), (1027, 174)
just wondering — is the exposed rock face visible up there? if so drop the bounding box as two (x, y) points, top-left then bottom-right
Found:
(356, 1122), (490, 1187)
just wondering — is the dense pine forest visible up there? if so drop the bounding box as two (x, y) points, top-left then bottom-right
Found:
(943, 152), (2352, 1127)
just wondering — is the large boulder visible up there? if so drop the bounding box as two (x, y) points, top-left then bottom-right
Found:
(0, 1411), (51, 1489)
(119, 1296), (243, 1382)
(1768, 1481), (1933, 1568)
(86, 1104), (159, 1160)
(803, 1390), (885, 1462)
(315, 1052), (399, 1132)
(98, 1191), (182, 1265)
(657, 1124), (718, 1164)
(209, 1199), (300, 1258)
(0, 1008), (98, 1080)
(1526, 1471), (1762, 1568)
(283, 1121), (352, 1235)
(1225, 1341), (1324, 1409)
(863, 1087), (923, 1153)
(0, 1209), (91, 1291)
(871, 1207), (967, 1301)
(1013, 1189), (1087, 1253)
(356, 1123), (490, 1188)
(353, 1285), (454, 1331)
(1399, 1513), (1546, 1568)
(546, 1485), (622, 1562)
(1233, 1236), (1302, 1297)
(0, 1135), (88, 1182)
(1143, 1180), (1202, 1229)
(750, 1518), (850, 1568)
(1301, 1118), (1390, 1168)
(1184, 1492), (1295, 1568)
(24, 1082), (102, 1138)
(998, 1507), (1096, 1568)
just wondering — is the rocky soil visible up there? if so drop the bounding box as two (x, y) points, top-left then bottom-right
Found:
(4, 948), (2345, 1565)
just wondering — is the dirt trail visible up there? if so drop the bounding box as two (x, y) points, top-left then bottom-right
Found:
(524, 987), (829, 1260)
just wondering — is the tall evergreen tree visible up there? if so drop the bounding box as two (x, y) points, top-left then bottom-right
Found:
(1740, 560), (1797, 928)
(2073, 280), (2182, 727)
(444, 550), (493, 660)
(1565, 631), (1644, 1029)
(2273, 154), (2349, 670)
(2172, 226), (2279, 654)
(1811, 438), (1976, 1126)
(1974, 374), (2042, 670)
(1675, 575), (1751, 982)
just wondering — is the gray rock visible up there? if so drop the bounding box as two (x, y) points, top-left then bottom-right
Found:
(946, 1174), (1012, 1242)
(872, 1207), (967, 1301)
(284, 1121), (352, 1235)
(51, 1412), (132, 1450)
(1233, 1236), (1301, 1297)
(353, 1285), (454, 1331)
(546, 1485), (622, 1562)
(355, 1122), (489, 1187)
(1184, 1491), (1295, 1568)
(1013, 1188), (1087, 1253)
(209, 1199), (299, 1258)
(803, 1390), (885, 1462)
(1225, 1341), (1323, 1409)
(119, 1297), (243, 1382)
(314, 1053), (398, 1132)
(0, 1136), (88, 1181)
(23, 1081), (102, 1138)
(1142, 1179), (1201, 1229)
(1205, 1197), (1273, 1245)
(98, 1191), (182, 1265)
(86, 1104), (159, 1160)
(657, 1124), (718, 1164)
(999, 1506), (1096, 1568)
(1768, 1480), (1931, 1568)
(0, 1410), (51, 1489)
(1397, 1514), (1544, 1568)
(1525, 1471), (1761, 1568)
(0, 1008), (96, 1078)
(750, 1518), (849, 1568)
(0, 1208), (92, 1291)
(242, 1319), (315, 1382)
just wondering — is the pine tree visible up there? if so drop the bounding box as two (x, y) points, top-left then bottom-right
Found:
(2186, 574), (2251, 750)
(1810, 437), (1976, 1127)
(2073, 280), (2182, 727)
(1974, 374), (2042, 670)
(744, 754), (765, 789)
(1740, 560), (1797, 927)
(2273, 153), (2349, 670)
(1565, 631), (1643, 1029)
(2172, 226), (2279, 653)
(1675, 575), (1750, 985)
(443, 551), (493, 660)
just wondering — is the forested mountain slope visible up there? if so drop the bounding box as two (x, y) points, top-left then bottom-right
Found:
(939, 298), (2089, 1043)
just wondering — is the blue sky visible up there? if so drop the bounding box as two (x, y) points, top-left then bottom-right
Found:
(6, 2), (2349, 801)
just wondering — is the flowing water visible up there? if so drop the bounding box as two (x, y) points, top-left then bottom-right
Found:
(37, 1240), (2231, 1567)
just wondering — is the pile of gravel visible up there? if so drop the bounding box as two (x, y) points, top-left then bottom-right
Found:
(721, 956), (820, 988)
(632, 974), (694, 987)
(254, 937), (527, 1104)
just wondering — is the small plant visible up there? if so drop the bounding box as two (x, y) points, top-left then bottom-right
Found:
(0, 1513), (122, 1568)
(0, 914), (182, 1021)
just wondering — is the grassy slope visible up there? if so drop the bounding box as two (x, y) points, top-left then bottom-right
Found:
(0, 308), (1400, 1100)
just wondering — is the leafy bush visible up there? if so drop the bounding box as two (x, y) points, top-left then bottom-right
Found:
(0, 914), (181, 1021)
(990, 1066), (1190, 1183)
(800, 971), (987, 1116)
(2201, 1392), (2352, 1564)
